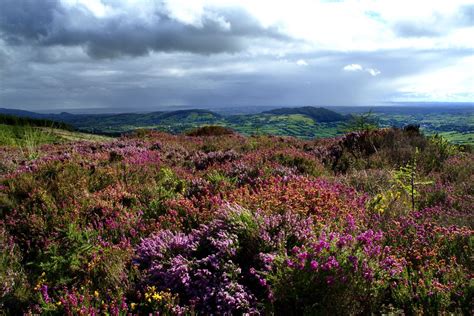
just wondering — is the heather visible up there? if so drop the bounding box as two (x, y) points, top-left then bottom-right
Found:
(0, 127), (472, 314)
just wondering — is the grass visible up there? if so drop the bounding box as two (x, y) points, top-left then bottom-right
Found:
(0, 124), (59, 146)
(1, 124), (112, 147)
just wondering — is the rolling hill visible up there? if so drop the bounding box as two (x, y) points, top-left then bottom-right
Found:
(263, 106), (348, 122)
(0, 106), (472, 144)
(0, 107), (347, 137)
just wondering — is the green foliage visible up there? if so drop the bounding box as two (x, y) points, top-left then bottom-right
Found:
(392, 149), (433, 211)
(422, 134), (459, 171)
(0, 226), (28, 313)
(344, 111), (379, 132)
(36, 224), (97, 285)
(0, 124), (59, 154)
(144, 167), (186, 219)
(206, 170), (236, 191)
(368, 148), (433, 213)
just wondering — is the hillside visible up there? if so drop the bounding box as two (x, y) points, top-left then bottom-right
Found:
(263, 106), (348, 122)
(0, 126), (472, 314)
(0, 124), (111, 147)
(0, 108), (47, 119)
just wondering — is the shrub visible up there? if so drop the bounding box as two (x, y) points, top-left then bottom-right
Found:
(0, 128), (472, 314)
(135, 206), (314, 314)
(186, 125), (235, 137)
(267, 229), (405, 314)
(0, 225), (28, 313)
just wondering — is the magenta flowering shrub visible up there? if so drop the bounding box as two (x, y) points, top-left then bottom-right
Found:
(267, 229), (406, 314)
(382, 207), (473, 314)
(0, 224), (26, 311)
(137, 226), (259, 314)
(191, 149), (240, 170)
(0, 128), (472, 314)
(136, 206), (316, 314)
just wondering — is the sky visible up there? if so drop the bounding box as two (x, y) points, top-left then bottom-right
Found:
(0, 0), (473, 112)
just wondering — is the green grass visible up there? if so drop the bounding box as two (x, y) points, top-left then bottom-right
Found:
(0, 124), (112, 147)
(41, 128), (112, 143)
(0, 124), (61, 159)
(0, 124), (59, 147)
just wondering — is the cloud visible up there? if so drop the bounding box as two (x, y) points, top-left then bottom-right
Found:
(0, 0), (289, 59)
(458, 4), (474, 25)
(343, 64), (363, 71)
(343, 64), (381, 76)
(390, 2), (474, 38)
(296, 59), (308, 66)
(0, 0), (473, 111)
(365, 68), (381, 77)
(392, 21), (444, 38)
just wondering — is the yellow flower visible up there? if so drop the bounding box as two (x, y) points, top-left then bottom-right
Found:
(94, 291), (99, 298)
(130, 303), (137, 310)
(152, 293), (162, 301)
(56, 301), (62, 306)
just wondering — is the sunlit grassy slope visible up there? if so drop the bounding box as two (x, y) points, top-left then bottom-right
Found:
(0, 124), (111, 147)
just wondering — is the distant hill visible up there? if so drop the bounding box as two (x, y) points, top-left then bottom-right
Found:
(263, 106), (347, 122)
(0, 106), (471, 144)
(0, 108), (49, 119)
(157, 109), (221, 120)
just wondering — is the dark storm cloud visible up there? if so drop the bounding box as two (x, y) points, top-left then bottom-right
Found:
(2, 47), (471, 111)
(0, 1), (472, 111)
(0, 0), (58, 42)
(0, 0), (288, 59)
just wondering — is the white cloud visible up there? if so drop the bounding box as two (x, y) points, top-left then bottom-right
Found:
(296, 59), (308, 66)
(343, 64), (363, 71)
(366, 68), (381, 76)
(393, 55), (474, 101)
(59, 0), (474, 53)
(343, 64), (381, 76)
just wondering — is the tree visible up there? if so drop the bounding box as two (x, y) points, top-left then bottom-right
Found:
(344, 110), (379, 132)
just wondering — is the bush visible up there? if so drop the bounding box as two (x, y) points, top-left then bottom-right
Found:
(0, 128), (471, 314)
(135, 206), (314, 314)
(186, 125), (235, 137)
